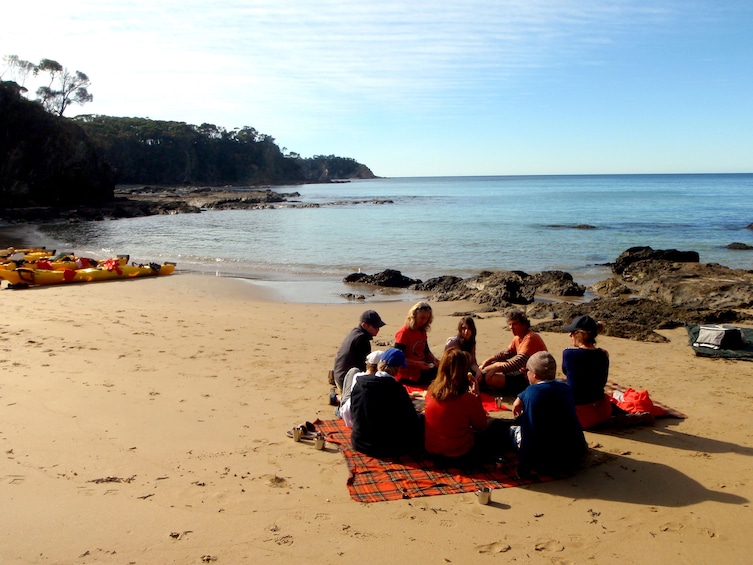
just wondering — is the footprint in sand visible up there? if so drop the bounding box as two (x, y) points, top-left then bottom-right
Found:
(659, 522), (684, 533)
(264, 474), (289, 488)
(476, 541), (511, 554)
(535, 538), (565, 552)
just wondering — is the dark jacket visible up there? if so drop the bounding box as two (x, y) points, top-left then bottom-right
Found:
(350, 373), (423, 457)
(516, 380), (586, 476)
(333, 325), (372, 389)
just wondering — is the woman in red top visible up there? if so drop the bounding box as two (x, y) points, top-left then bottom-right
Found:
(424, 348), (507, 467)
(394, 301), (439, 384)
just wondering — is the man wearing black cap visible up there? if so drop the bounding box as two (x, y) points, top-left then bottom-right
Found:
(332, 310), (386, 392)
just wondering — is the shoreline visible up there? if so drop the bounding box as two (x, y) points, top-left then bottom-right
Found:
(1, 222), (612, 305)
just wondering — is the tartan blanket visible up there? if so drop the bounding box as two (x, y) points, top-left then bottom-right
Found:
(315, 418), (553, 503)
(403, 383), (508, 413)
(316, 381), (684, 503)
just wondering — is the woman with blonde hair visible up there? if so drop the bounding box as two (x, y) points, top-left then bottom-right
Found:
(424, 348), (506, 467)
(394, 301), (439, 384)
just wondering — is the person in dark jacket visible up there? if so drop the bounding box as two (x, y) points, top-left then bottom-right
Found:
(332, 310), (385, 391)
(350, 348), (424, 457)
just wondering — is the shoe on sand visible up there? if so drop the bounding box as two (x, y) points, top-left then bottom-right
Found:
(611, 411), (655, 428)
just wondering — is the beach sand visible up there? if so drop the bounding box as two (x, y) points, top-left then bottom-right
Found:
(1, 272), (752, 564)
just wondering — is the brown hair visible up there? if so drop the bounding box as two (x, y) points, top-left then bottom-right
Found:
(428, 348), (472, 401)
(506, 310), (530, 328)
(456, 316), (477, 350)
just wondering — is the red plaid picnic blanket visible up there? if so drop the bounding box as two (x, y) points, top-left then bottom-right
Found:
(314, 418), (552, 503)
(403, 383), (508, 412)
(315, 382), (684, 503)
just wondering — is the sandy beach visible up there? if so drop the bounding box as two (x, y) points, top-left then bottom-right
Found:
(2, 271), (752, 564)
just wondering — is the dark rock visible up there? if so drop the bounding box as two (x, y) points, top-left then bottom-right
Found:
(411, 275), (463, 292)
(343, 272), (369, 283)
(343, 269), (420, 288)
(531, 297), (752, 343)
(528, 270), (586, 297)
(433, 271), (534, 307)
(612, 246), (699, 274)
(589, 278), (633, 297)
(627, 261), (753, 309)
(726, 242), (753, 250)
(546, 224), (597, 230)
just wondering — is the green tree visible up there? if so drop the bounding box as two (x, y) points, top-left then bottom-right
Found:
(35, 59), (93, 116)
(1, 55), (93, 116)
(1, 55), (35, 92)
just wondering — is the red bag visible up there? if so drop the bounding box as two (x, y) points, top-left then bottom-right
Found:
(615, 388), (666, 417)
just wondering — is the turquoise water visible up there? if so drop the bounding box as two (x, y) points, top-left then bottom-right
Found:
(31, 174), (753, 301)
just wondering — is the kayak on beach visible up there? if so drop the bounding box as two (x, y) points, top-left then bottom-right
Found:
(1, 253), (128, 272)
(0, 260), (176, 288)
(1, 247), (56, 263)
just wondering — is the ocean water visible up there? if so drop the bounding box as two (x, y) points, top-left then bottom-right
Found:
(27, 173), (753, 302)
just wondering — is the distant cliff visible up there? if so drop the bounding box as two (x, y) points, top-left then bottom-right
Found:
(75, 115), (376, 187)
(1, 80), (376, 218)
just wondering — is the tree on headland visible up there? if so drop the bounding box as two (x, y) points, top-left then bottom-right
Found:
(1, 55), (93, 116)
(1, 54), (375, 215)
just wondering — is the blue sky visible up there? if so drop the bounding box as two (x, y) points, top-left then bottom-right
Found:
(3, 1), (752, 177)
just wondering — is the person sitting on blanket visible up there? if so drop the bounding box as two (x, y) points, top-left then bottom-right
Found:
(350, 348), (424, 458)
(480, 310), (548, 395)
(509, 351), (586, 477)
(424, 347), (509, 467)
(445, 316), (483, 381)
(339, 349), (383, 428)
(394, 301), (440, 385)
(562, 315), (654, 429)
(332, 310), (386, 391)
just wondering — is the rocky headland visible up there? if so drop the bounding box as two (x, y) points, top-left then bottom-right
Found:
(1, 185), (394, 223)
(344, 246), (753, 342)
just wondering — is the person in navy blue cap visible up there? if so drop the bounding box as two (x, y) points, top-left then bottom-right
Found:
(332, 310), (386, 392)
(350, 348), (424, 457)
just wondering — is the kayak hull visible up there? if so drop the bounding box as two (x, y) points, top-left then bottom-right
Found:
(0, 262), (176, 286)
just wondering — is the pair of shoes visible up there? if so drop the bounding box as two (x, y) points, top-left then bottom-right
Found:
(329, 388), (339, 406)
(286, 421), (318, 440)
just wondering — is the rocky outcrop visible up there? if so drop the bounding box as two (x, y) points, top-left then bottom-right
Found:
(611, 246), (700, 274)
(345, 247), (753, 342)
(344, 269), (586, 308)
(619, 260), (753, 310)
(343, 269), (420, 288)
(529, 297), (747, 343)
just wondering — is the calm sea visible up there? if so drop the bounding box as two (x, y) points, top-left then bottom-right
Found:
(25, 173), (753, 303)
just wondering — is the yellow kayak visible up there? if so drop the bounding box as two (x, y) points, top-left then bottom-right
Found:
(0, 261), (176, 287)
(0, 254), (127, 272)
(0, 247), (56, 263)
